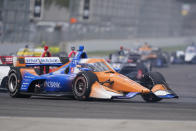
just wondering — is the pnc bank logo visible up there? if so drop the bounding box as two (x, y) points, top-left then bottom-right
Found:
(45, 81), (61, 88)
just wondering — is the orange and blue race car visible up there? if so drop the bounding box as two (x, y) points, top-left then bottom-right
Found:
(7, 46), (178, 102)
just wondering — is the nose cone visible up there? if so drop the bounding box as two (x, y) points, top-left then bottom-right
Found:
(110, 74), (150, 93)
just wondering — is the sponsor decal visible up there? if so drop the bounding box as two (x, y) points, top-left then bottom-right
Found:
(25, 57), (61, 64)
(45, 81), (61, 88)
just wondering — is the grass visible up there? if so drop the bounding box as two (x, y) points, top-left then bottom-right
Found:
(161, 45), (188, 53)
(87, 45), (188, 57)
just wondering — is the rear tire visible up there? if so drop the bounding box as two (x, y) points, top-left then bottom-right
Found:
(141, 72), (166, 102)
(72, 71), (98, 101)
(8, 68), (31, 98)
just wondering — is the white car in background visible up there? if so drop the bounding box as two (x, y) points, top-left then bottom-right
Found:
(184, 45), (196, 63)
(170, 50), (185, 64)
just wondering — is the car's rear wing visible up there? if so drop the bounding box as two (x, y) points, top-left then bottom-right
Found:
(13, 57), (69, 67)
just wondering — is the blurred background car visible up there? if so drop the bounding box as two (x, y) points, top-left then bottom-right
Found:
(170, 44), (196, 64)
(184, 44), (196, 63)
(138, 45), (170, 68)
(108, 50), (150, 81)
(170, 50), (185, 64)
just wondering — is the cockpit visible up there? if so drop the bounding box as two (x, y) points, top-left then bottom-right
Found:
(70, 60), (114, 74)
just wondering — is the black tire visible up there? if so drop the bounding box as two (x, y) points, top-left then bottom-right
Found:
(141, 72), (167, 102)
(8, 68), (31, 98)
(72, 71), (98, 100)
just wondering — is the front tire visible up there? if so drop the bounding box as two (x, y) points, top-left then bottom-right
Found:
(141, 72), (166, 102)
(72, 71), (98, 101)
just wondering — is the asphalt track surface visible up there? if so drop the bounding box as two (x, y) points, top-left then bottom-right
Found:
(0, 64), (196, 121)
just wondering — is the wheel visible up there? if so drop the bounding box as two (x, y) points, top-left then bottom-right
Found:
(141, 72), (167, 102)
(72, 71), (98, 100)
(8, 68), (31, 98)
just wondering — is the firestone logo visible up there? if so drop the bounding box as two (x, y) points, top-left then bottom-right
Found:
(45, 81), (61, 88)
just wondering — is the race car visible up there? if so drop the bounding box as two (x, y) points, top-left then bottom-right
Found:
(108, 51), (150, 81)
(170, 50), (185, 64)
(149, 49), (170, 67)
(170, 44), (196, 64)
(139, 46), (170, 67)
(7, 46), (178, 102)
(184, 44), (196, 63)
